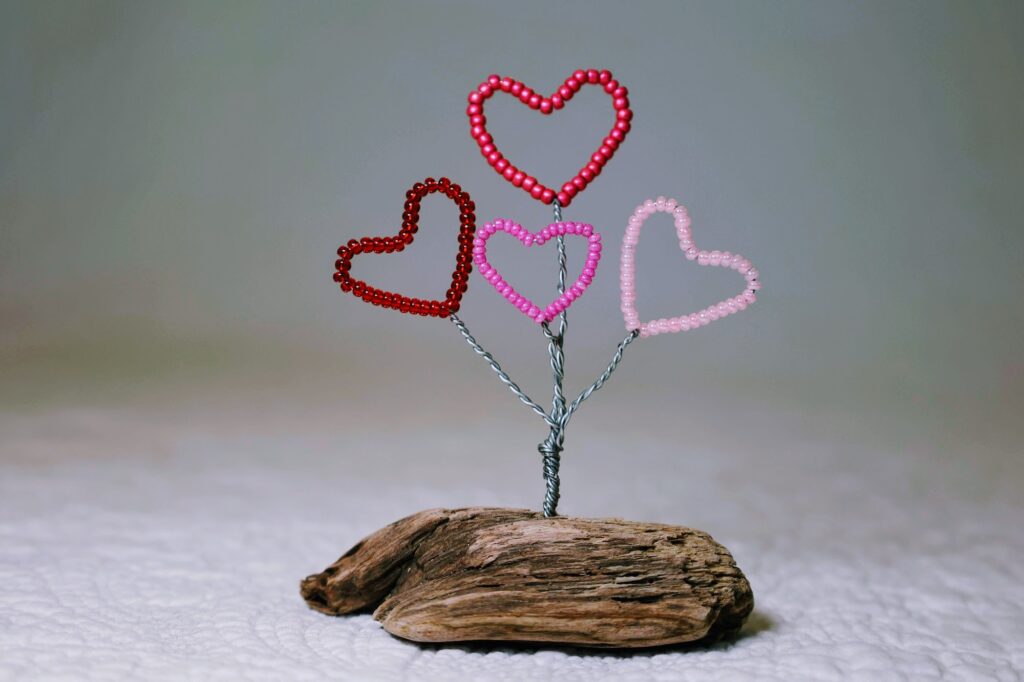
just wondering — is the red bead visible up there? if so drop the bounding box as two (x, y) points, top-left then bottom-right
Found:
(540, 188), (555, 204)
(586, 69), (599, 83)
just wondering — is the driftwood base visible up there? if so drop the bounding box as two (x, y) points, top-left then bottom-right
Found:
(301, 507), (753, 648)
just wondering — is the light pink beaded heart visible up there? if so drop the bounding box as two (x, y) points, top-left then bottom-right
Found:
(621, 197), (760, 338)
(474, 219), (603, 324)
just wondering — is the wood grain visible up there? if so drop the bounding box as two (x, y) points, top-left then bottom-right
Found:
(301, 507), (753, 648)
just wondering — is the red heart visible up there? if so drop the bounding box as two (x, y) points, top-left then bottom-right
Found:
(467, 69), (633, 207)
(333, 177), (476, 318)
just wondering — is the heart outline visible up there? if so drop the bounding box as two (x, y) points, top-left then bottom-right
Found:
(474, 219), (603, 324)
(333, 177), (476, 318)
(620, 197), (760, 338)
(467, 69), (632, 207)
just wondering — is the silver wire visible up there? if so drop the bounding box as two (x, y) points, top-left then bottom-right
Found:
(449, 197), (639, 518)
(450, 313), (556, 428)
(539, 199), (569, 517)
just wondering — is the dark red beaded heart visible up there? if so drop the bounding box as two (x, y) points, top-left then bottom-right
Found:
(333, 177), (476, 318)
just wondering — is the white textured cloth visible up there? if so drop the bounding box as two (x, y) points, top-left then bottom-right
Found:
(1, 394), (1022, 682)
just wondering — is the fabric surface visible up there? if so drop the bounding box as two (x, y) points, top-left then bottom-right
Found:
(1, 387), (1021, 682)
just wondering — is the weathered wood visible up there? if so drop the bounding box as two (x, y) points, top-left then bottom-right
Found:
(301, 507), (753, 648)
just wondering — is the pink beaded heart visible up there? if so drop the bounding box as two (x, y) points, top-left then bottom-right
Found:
(621, 197), (760, 338)
(474, 219), (603, 324)
(467, 69), (632, 208)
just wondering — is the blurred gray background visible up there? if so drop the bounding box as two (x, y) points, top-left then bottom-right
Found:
(2, 0), (1022, 503)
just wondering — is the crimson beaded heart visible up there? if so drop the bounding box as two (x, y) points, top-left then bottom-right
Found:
(467, 69), (633, 207)
(333, 177), (476, 318)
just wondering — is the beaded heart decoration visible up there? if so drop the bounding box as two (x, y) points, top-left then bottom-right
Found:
(329, 69), (762, 518)
(620, 197), (760, 337)
(467, 69), (632, 207)
(473, 219), (602, 324)
(333, 176), (475, 317)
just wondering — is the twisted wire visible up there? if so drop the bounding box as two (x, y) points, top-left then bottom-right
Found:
(450, 313), (556, 428)
(539, 199), (569, 517)
(449, 198), (639, 518)
(564, 329), (640, 422)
